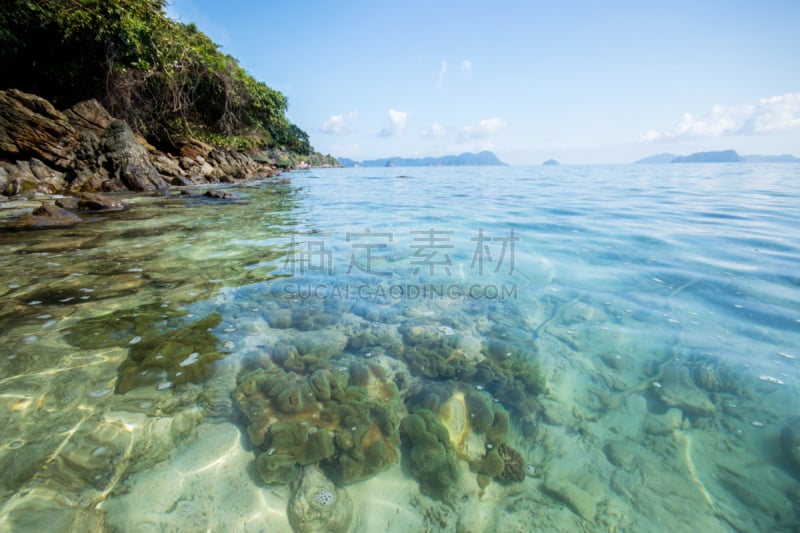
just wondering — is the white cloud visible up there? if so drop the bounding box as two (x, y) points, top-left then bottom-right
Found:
(436, 61), (448, 89)
(421, 121), (447, 138)
(744, 93), (800, 133)
(458, 117), (508, 143)
(460, 59), (472, 74)
(379, 109), (408, 137)
(321, 111), (358, 135)
(322, 115), (345, 134)
(641, 92), (800, 143)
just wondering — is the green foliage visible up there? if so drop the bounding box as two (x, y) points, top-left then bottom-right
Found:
(0, 0), (312, 154)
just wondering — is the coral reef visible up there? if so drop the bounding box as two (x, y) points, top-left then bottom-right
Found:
(234, 358), (401, 486)
(399, 409), (461, 501)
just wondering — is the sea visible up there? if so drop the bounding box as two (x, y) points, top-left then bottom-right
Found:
(0, 164), (798, 532)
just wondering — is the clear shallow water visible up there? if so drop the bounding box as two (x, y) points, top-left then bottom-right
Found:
(0, 165), (799, 531)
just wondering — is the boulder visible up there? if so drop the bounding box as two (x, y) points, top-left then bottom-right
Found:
(55, 197), (81, 210)
(78, 192), (127, 212)
(287, 466), (353, 533)
(151, 154), (184, 178)
(9, 203), (82, 229)
(100, 120), (168, 191)
(29, 158), (69, 194)
(203, 189), (235, 200)
(63, 99), (114, 136)
(207, 149), (260, 180)
(0, 89), (78, 168)
(178, 138), (213, 160)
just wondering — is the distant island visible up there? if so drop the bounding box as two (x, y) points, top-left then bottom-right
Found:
(337, 151), (507, 168)
(542, 159), (560, 166)
(672, 150), (742, 163)
(635, 150), (800, 164)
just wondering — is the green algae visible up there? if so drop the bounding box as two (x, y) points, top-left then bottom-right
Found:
(115, 313), (225, 393)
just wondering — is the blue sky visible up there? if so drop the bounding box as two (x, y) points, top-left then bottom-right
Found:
(166, 0), (800, 164)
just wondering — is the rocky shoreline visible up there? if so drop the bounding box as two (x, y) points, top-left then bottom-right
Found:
(0, 89), (284, 229)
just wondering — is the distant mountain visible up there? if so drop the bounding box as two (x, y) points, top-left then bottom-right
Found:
(672, 150), (743, 163)
(337, 151), (507, 167)
(636, 150), (800, 164)
(742, 154), (800, 163)
(542, 159), (560, 166)
(336, 157), (358, 167)
(634, 153), (678, 164)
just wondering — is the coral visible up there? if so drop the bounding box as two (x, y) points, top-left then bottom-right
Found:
(400, 409), (461, 501)
(497, 443), (525, 483)
(472, 448), (505, 477)
(397, 322), (474, 379)
(256, 451), (300, 485)
(234, 357), (401, 486)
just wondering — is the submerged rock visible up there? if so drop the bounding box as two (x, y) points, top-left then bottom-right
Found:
(781, 420), (800, 477)
(8, 203), (81, 229)
(287, 466), (353, 533)
(654, 364), (715, 416)
(78, 192), (128, 212)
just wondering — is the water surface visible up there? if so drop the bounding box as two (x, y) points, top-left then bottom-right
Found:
(1, 165), (799, 532)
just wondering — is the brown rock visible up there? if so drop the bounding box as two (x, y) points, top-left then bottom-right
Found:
(63, 99), (114, 136)
(178, 138), (213, 160)
(78, 192), (127, 212)
(9, 203), (82, 229)
(55, 197), (81, 210)
(100, 120), (168, 191)
(0, 89), (78, 168)
(204, 189), (235, 200)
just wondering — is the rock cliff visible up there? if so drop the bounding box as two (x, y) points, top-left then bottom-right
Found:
(0, 89), (277, 198)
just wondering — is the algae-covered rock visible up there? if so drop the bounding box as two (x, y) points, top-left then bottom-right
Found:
(115, 313), (225, 393)
(400, 409), (461, 501)
(288, 466), (353, 533)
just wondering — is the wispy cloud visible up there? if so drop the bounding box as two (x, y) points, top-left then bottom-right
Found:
(436, 61), (448, 89)
(460, 59), (472, 75)
(458, 117), (507, 143)
(321, 112), (357, 135)
(742, 93), (800, 133)
(421, 121), (447, 138)
(641, 92), (800, 143)
(379, 109), (408, 137)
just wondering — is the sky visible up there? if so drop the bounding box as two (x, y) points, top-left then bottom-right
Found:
(165, 0), (800, 164)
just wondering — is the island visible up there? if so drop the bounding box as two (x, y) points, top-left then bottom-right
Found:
(671, 150), (743, 163)
(542, 159), (560, 166)
(636, 150), (800, 164)
(337, 151), (507, 168)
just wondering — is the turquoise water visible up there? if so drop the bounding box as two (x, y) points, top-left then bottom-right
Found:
(0, 164), (799, 531)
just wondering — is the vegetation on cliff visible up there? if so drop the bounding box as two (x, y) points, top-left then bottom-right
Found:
(0, 0), (324, 160)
